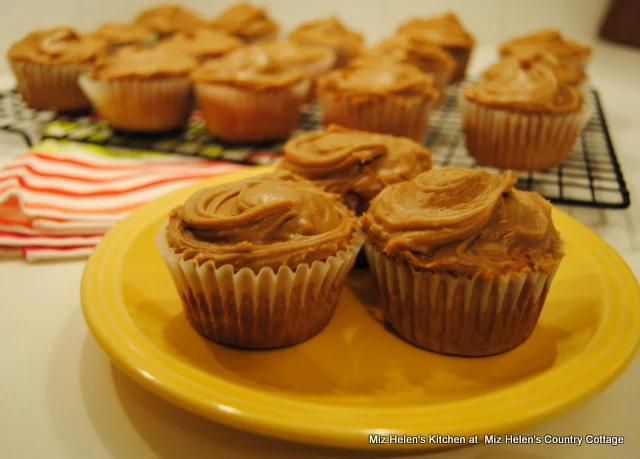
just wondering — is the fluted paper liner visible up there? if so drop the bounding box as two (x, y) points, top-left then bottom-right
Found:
(460, 95), (594, 172)
(79, 75), (192, 132)
(364, 243), (561, 356)
(155, 222), (363, 349)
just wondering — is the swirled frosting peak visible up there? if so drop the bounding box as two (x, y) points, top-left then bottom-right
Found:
(499, 29), (592, 60)
(357, 35), (456, 73)
(210, 2), (280, 41)
(166, 171), (359, 271)
(134, 4), (206, 35)
(362, 168), (563, 278)
(8, 27), (106, 64)
(483, 51), (586, 87)
(397, 12), (475, 48)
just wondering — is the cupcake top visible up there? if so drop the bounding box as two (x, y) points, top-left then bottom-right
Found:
(397, 12), (475, 49)
(362, 168), (564, 278)
(317, 61), (439, 103)
(209, 2), (280, 42)
(289, 16), (363, 54)
(156, 28), (244, 60)
(190, 45), (306, 89)
(464, 60), (583, 113)
(166, 170), (359, 271)
(134, 4), (206, 36)
(7, 27), (106, 65)
(279, 124), (432, 202)
(499, 29), (592, 61)
(483, 51), (587, 87)
(93, 22), (155, 46)
(251, 41), (336, 71)
(356, 35), (456, 74)
(87, 45), (198, 80)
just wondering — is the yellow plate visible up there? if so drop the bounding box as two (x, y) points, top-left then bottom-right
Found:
(81, 167), (640, 451)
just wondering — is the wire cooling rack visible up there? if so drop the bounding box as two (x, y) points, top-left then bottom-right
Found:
(0, 86), (630, 209)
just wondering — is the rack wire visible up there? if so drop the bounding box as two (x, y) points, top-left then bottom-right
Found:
(0, 85), (631, 209)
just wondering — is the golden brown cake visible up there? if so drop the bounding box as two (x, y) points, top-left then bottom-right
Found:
(155, 170), (362, 349)
(289, 16), (363, 67)
(7, 27), (107, 111)
(79, 45), (197, 132)
(134, 4), (206, 37)
(499, 29), (592, 69)
(92, 22), (155, 48)
(278, 124), (432, 214)
(209, 2), (280, 43)
(362, 168), (564, 356)
(396, 12), (475, 82)
(316, 61), (439, 141)
(156, 28), (243, 62)
(461, 60), (591, 171)
(190, 45), (310, 142)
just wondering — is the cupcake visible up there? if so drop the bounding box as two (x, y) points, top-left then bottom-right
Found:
(460, 60), (591, 171)
(7, 27), (106, 112)
(499, 29), (592, 69)
(134, 4), (206, 37)
(289, 16), (363, 68)
(155, 170), (362, 349)
(278, 124), (432, 214)
(156, 28), (244, 62)
(190, 46), (310, 142)
(361, 168), (564, 356)
(316, 61), (440, 141)
(483, 51), (587, 89)
(397, 12), (475, 83)
(79, 45), (197, 132)
(92, 22), (155, 50)
(209, 2), (280, 43)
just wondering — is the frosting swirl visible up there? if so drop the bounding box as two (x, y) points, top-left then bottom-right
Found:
(92, 22), (154, 46)
(499, 29), (591, 61)
(279, 124), (432, 204)
(134, 4), (205, 35)
(289, 16), (363, 66)
(250, 41), (336, 77)
(7, 27), (106, 65)
(362, 168), (563, 278)
(210, 2), (280, 41)
(483, 51), (586, 87)
(464, 60), (583, 113)
(156, 29), (243, 60)
(396, 13), (475, 49)
(166, 170), (359, 271)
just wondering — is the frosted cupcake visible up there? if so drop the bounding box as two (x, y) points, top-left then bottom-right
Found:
(499, 29), (592, 69)
(79, 46), (197, 132)
(289, 16), (363, 68)
(461, 60), (591, 171)
(209, 2), (280, 43)
(278, 124), (432, 214)
(397, 12), (474, 83)
(190, 46), (310, 142)
(156, 28), (243, 62)
(7, 27), (106, 111)
(317, 61), (439, 141)
(134, 4), (206, 37)
(362, 168), (564, 356)
(92, 22), (155, 50)
(155, 170), (362, 349)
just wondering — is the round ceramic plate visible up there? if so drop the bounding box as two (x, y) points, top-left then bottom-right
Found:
(81, 167), (640, 451)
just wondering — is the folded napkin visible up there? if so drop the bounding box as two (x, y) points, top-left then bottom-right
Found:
(0, 140), (246, 262)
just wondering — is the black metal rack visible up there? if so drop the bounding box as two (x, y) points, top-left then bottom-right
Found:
(0, 85), (631, 209)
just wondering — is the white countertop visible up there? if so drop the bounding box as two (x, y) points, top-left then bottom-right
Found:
(1, 42), (639, 459)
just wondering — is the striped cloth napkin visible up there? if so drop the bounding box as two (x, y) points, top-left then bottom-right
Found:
(0, 140), (246, 262)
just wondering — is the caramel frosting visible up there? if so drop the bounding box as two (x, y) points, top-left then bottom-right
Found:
(317, 62), (439, 104)
(500, 29), (592, 60)
(484, 51), (586, 87)
(279, 124), (432, 202)
(156, 28), (243, 59)
(210, 2), (280, 41)
(190, 45), (305, 89)
(464, 61), (583, 113)
(134, 4), (206, 35)
(93, 22), (154, 45)
(251, 41), (335, 69)
(362, 168), (563, 278)
(87, 45), (198, 80)
(7, 27), (106, 65)
(289, 16), (363, 54)
(397, 13), (475, 49)
(166, 170), (359, 271)
(357, 35), (456, 74)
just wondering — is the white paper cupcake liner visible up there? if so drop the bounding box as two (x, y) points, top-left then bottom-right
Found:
(195, 80), (310, 142)
(460, 95), (594, 172)
(10, 60), (91, 111)
(364, 243), (561, 356)
(155, 221), (363, 349)
(79, 75), (192, 132)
